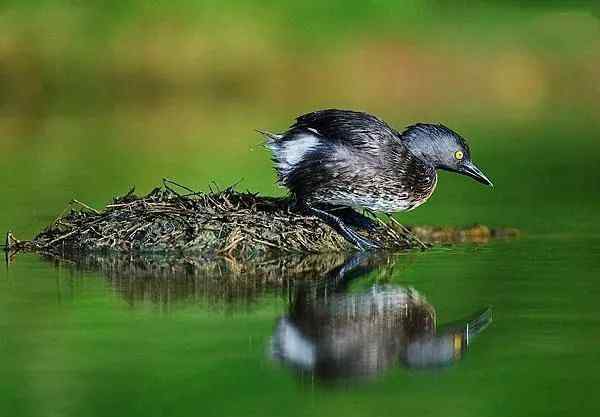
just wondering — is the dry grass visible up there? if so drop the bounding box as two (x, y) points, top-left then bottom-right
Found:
(3, 180), (519, 262)
(5, 180), (421, 259)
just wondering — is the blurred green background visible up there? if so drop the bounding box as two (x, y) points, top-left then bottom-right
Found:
(2, 0), (600, 237)
(2, 2), (600, 417)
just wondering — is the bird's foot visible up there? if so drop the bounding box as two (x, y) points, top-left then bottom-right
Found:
(341, 224), (380, 251)
(307, 205), (380, 251)
(332, 207), (380, 232)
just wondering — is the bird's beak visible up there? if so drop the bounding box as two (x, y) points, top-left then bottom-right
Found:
(460, 160), (494, 187)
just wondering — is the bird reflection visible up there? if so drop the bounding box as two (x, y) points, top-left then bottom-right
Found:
(271, 252), (492, 382)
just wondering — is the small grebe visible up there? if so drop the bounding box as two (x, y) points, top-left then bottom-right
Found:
(260, 109), (492, 250)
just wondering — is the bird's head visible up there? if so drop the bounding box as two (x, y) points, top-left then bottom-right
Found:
(401, 123), (493, 187)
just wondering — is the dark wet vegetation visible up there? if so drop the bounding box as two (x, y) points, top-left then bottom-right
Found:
(4, 181), (413, 256)
(4, 180), (518, 258)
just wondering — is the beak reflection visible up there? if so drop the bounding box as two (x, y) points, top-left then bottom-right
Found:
(270, 252), (493, 383)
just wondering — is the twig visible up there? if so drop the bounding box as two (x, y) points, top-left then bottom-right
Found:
(3, 231), (17, 252)
(43, 230), (79, 248)
(71, 199), (100, 215)
(163, 178), (198, 195)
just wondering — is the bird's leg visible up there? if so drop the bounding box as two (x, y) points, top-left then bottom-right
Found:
(330, 207), (380, 232)
(305, 204), (380, 251)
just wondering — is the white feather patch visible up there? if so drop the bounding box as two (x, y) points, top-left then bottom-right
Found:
(270, 133), (320, 173)
(271, 318), (315, 369)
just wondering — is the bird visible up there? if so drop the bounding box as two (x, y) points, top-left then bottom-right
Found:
(259, 109), (493, 250)
(270, 252), (493, 382)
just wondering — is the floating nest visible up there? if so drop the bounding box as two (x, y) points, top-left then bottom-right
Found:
(4, 180), (518, 259)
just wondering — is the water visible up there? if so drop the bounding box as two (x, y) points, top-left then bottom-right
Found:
(3, 1), (600, 413)
(2, 111), (600, 417)
(2, 234), (599, 416)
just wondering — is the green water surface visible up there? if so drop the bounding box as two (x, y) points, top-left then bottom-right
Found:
(1, 114), (600, 417)
(1, 237), (599, 417)
(2, 1), (600, 415)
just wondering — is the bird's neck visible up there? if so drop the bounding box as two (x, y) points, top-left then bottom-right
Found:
(400, 137), (438, 169)
(406, 148), (438, 170)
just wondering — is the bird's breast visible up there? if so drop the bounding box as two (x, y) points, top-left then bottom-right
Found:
(404, 173), (438, 211)
(309, 170), (437, 213)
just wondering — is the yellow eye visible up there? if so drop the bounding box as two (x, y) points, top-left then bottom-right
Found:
(454, 150), (464, 160)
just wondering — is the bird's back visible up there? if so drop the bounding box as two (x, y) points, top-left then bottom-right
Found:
(265, 109), (400, 183)
(291, 109), (398, 145)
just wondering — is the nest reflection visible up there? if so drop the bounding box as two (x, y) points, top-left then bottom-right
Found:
(39, 248), (490, 382)
(46, 251), (357, 308)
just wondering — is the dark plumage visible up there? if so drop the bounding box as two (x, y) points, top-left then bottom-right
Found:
(260, 109), (492, 249)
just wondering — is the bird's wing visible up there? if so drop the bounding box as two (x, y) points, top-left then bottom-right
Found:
(259, 109), (408, 197)
(289, 109), (401, 148)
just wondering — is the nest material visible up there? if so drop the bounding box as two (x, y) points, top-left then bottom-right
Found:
(5, 181), (420, 258)
(4, 181), (519, 259)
